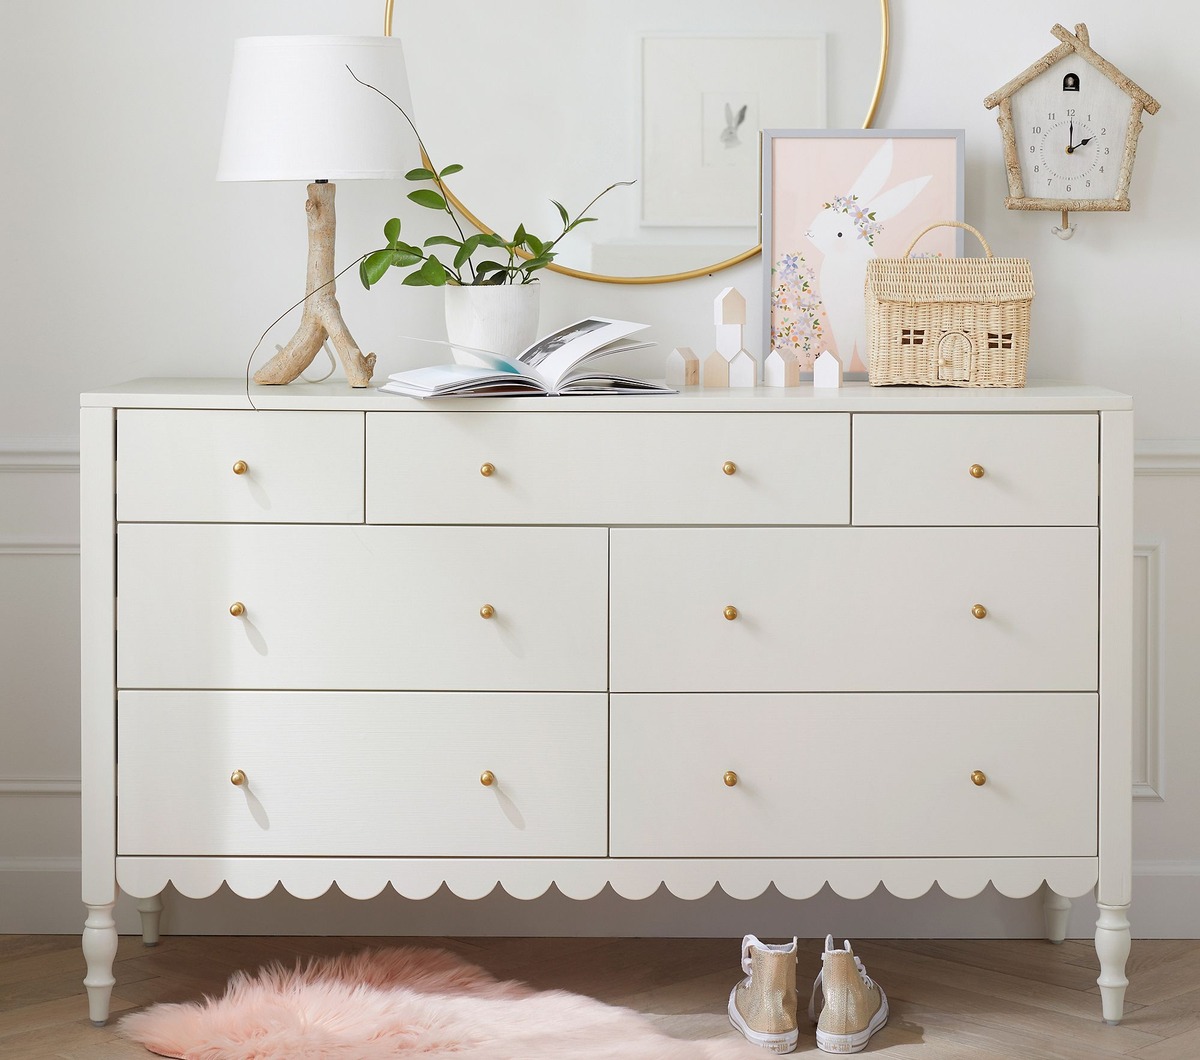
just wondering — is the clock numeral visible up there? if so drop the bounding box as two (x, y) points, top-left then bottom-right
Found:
(1029, 145), (1035, 153)
(1099, 166), (1105, 174)
(1047, 111), (1056, 119)
(1066, 108), (1076, 117)
(1101, 127), (1107, 135)
(1087, 113), (1092, 121)
(1033, 125), (1042, 134)
(1086, 180), (1092, 189)
(1104, 147), (1110, 155)
(1048, 179), (1053, 186)
(1033, 165), (1040, 173)
(1066, 184), (1072, 193)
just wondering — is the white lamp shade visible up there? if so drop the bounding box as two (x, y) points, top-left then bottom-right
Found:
(217, 35), (414, 182)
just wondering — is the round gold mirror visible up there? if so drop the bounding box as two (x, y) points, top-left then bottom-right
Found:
(387, 1), (889, 284)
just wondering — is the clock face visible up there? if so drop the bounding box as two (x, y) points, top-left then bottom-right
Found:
(1011, 58), (1129, 201)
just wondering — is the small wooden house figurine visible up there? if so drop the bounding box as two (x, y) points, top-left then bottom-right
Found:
(763, 346), (800, 388)
(665, 346), (699, 387)
(705, 286), (756, 388)
(813, 349), (843, 389)
(983, 23), (1160, 215)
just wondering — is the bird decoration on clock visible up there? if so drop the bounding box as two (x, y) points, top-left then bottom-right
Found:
(984, 23), (1160, 239)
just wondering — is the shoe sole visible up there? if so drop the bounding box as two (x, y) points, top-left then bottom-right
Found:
(815, 991), (889, 1054)
(727, 985), (799, 1054)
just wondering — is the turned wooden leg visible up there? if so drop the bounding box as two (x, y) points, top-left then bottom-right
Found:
(137, 893), (163, 946)
(1043, 886), (1072, 944)
(83, 902), (118, 1026)
(1096, 902), (1131, 1024)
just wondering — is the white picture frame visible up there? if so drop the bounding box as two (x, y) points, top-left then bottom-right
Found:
(641, 35), (826, 227)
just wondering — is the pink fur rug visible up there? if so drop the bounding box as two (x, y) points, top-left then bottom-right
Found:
(118, 945), (757, 1059)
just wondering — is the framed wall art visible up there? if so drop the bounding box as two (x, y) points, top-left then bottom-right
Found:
(762, 129), (965, 377)
(642, 36), (827, 227)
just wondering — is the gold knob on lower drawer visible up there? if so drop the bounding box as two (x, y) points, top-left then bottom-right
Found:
(480, 770), (495, 787)
(723, 605), (739, 621)
(232, 460), (249, 475)
(969, 464), (985, 478)
(722, 461), (737, 476)
(479, 604), (495, 619)
(230, 769), (247, 787)
(971, 603), (988, 620)
(480, 462), (495, 477)
(229, 601), (246, 617)
(971, 770), (987, 786)
(723, 771), (739, 787)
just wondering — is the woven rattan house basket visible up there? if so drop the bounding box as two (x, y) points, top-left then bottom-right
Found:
(865, 221), (1033, 387)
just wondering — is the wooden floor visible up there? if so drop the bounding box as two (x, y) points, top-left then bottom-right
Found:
(1, 934), (1199, 1058)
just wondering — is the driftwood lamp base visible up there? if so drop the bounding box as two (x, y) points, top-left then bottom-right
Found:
(253, 182), (376, 388)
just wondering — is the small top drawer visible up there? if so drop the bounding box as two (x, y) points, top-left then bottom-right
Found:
(367, 412), (849, 525)
(117, 410), (364, 523)
(852, 413), (1097, 526)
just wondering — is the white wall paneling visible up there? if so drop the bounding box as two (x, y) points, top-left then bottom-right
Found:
(4, 0), (1200, 938)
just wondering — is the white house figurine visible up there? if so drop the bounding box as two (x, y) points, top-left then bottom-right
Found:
(763, 346), (800, 388)
(706, 286), (756, 388)
(813, 349), (843, 389)
(665, 346), (699, 387)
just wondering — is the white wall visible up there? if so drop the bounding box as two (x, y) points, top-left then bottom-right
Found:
(2, 0), (1198, 938)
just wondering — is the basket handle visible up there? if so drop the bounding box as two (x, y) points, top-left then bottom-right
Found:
(903, 220), (992, 259)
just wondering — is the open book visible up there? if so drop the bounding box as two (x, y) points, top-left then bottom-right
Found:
(377, 317), (672, 397)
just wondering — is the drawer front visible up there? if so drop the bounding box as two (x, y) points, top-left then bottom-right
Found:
(852, 414), (1098, 526)
(367, 412), (849, 525)
(117, 691), (607, 856)
(610, 527), (1097, 692)
(117, 524), (607, 690)
(610, 693), (1097, 858)
(117, 410), (365, 523)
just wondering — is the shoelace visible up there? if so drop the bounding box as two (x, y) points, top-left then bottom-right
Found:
(807, 950), (876, 1021)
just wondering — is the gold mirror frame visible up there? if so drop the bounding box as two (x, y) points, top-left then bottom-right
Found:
(384, 0), (890, 285)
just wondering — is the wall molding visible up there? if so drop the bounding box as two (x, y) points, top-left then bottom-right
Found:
(1135, 442), (1200, 475)
(0, 450), (80, 474)
(1133, 543), (1165, 800)
(0, 778), (82, 797)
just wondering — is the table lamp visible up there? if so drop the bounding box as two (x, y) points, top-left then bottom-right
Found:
(217, 32), (412, 387)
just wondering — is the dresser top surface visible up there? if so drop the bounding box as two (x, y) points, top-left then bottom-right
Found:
(81, 378), (1132, 412)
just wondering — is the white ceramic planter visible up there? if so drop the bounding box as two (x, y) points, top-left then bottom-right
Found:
(444, 282), (541, 366)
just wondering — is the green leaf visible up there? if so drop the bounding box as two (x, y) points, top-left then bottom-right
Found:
(512, 223), (528, 244)
(566, 217), (598, 232)
(480, 271), (507, 285)
(475, 260), (505, 277)
(389, 249), (422, 268)
(423, 235), (462, 248)
(359, 249), (395, 288)
(383, 217), (402, 243)
(523, 255), (553, 272)
(408, 188), (448, 211)
(525, 234), (545, 256)
(402, 271), (431, 286)
(420, 255), (448, 286)
(550, 199), (570, 227)
(476, 233), (509, 249)
(405, 167), (435, 181)
(438, 163), (464, 177)
(454, 235), (484, 270)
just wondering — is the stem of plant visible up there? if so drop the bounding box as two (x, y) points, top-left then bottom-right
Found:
(347, 66), (477, 283)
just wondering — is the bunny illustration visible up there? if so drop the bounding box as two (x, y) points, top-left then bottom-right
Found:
(721, 102), (747, 148)
(805, 139), (931, 371)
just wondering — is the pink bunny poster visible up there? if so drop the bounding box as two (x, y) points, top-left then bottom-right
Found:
(763, 130), (964, 377)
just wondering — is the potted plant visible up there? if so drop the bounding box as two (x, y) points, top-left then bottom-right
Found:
(354, 71), (631, 363)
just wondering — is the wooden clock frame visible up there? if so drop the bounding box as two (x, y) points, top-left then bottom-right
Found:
(984, 23), (1159, 213)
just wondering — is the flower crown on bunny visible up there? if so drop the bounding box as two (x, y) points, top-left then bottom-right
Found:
(820, 194), (885, 246)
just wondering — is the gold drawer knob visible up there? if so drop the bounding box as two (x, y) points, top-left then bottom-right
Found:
(723, 770), (739, 787)
(480, 770), (495, 787)
(722, 461), (738, 476)
(971, 603), (988, 620)
(229, 601), (246, 617)
(230, 769), (247, 787)
(232, 460), (249, 475)
(479, 604), (495, 619)
(723, 605), (739, 621)
(971, 770), (987, 786)
(969, 464), (985, 479)
(480, 462), (495, 477)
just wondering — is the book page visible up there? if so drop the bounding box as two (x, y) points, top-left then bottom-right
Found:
(517, 318), (648, 389)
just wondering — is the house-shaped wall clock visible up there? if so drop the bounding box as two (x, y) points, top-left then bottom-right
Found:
(983, 23), (1159, 236)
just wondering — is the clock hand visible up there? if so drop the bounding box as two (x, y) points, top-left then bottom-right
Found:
(1069, 120), (1074, 149)
(1066, 136), (1094, 155)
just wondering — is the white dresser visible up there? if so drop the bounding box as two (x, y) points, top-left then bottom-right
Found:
(80, 379), (1133, 1025)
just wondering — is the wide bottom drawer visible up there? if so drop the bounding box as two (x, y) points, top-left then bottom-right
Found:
(117, 691), (607, 857)
(610, 693), (1097, 858)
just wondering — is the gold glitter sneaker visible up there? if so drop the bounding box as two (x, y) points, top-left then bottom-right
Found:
(807, 936), (888, 1054)
(727, 934), (799, 1054)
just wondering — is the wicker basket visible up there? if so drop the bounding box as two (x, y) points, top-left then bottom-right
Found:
(865, 221), (1033, 387)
